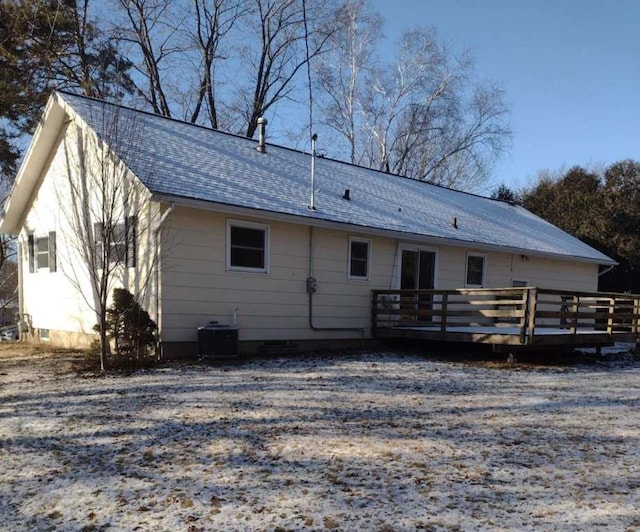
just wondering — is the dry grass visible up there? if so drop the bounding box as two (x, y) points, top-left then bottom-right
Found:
(1, 347), (639, 530)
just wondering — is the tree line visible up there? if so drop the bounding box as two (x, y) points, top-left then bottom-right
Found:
(493, 160), (640, 293)
(0, 0), (510, 191)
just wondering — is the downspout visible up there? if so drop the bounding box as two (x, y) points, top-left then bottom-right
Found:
(154, 201), (175, 356)
(307, 226), (365, 335)
(17, 240), (25, 338)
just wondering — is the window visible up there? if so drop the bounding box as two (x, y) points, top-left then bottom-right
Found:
(94, 216), (136, 267)
(27, 232), (56, 273)
(465, 253), (485, 287)
(512, 279), (528, 288)
(348, 237), (371, 279)
(226, 219), (269, 273)
(36, 236), (49, 269)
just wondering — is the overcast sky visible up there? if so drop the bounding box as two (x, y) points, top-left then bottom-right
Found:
(370, 0), (640, 191)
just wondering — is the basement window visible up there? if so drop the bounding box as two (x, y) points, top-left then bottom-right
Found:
(227, 219), (270, 273)
(348, 237), (370, 280)
(465, 252), (486, 287)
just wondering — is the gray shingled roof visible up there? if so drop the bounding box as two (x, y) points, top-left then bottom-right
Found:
(59, 92), (614, 265)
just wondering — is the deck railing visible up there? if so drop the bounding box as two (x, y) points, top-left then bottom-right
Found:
(372, 287), (640, 345)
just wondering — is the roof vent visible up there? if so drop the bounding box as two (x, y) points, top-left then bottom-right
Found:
(343, 189), (351, 201)
(256, 117), (267, 153)
(452, 217), (458, 229)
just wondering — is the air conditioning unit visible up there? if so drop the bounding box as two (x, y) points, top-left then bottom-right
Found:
(197, 321), (238, 358)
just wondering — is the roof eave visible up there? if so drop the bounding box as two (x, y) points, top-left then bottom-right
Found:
(150, 192), (617, 267)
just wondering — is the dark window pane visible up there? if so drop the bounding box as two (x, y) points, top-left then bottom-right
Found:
(231, 227), (265, 248)
(351, 241), (368, 260)
(466, 255), (484, 286)
(401, 250), (418, 289)
(230, 225), (266, 269)
(418, 251), (435, 289)
(350, 241), (369, 277)
(231, 247), (264, 269)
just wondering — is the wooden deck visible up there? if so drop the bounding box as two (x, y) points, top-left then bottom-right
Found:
(372, 287), (640, 350)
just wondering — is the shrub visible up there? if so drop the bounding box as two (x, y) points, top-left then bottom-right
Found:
(104, 288), (157, 369)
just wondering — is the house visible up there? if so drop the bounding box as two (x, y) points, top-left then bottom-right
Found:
(0, 92), (619, 357)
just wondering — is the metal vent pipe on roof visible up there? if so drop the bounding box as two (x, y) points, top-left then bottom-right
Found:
(309, 133), (317, 210)
(256, 117), (267, 153)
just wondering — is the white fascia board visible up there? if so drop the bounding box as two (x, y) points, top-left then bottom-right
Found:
(151, 193), (617, 267)
(0, 94), (68, 234)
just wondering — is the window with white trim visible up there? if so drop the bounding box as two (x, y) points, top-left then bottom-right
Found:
(348, 237), (370, 280)
(465, 252), (485, 287)
(27, 232), (57, 273)
(226, 219), (270, 273)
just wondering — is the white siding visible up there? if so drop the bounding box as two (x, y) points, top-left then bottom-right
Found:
(437, 246), (598, 291)
(159, 208), (601, 343)
(20, 119), (159, 339)
(160, 209), (396, 342)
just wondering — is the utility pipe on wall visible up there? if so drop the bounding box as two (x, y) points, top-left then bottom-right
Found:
(307, 226), (365, 335)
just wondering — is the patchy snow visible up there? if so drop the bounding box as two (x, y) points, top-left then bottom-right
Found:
(2, 348), (640, 531)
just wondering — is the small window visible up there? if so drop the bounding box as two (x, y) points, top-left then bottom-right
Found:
(36, 236), (49, 269)
(512, 279), (528, 288)
(349, 237), (370, 279)
(39, 328), (50, 341)
(227, 219), (269, 273)
(465, 253), (485, 287)
(28, 232), (57, 273)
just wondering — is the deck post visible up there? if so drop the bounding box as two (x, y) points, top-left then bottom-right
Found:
(606, 297), (615, 336)
(440, 292), (448, 334)
(633, 298), (640, 335)
(519, 288), (529, 344)
(571, 295), (580, 335)
(371, 292), (378, 337)
(527, 288), (537, 345)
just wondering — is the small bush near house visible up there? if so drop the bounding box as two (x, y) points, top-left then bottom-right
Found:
(102, 288), (157, 370)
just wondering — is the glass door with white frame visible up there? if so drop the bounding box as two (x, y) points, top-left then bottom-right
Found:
(400, 248), (436, 323)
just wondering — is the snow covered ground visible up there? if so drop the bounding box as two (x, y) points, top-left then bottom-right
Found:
(1, 346), (640, 531)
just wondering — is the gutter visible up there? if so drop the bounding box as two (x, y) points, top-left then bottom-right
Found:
(150, 193), (615, 268)
(598, 264), (615, 277)
(154, 201), (175, 352)
(307, 226), (365, 335)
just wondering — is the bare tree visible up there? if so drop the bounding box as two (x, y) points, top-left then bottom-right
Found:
(189, 0), (248, 128)
(58, 102), (161, 371)
(232, 0), (336, 138)
(315, 21), (510, 190)
(113, 0), (185, 116)
(313, 0), (382, 164)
